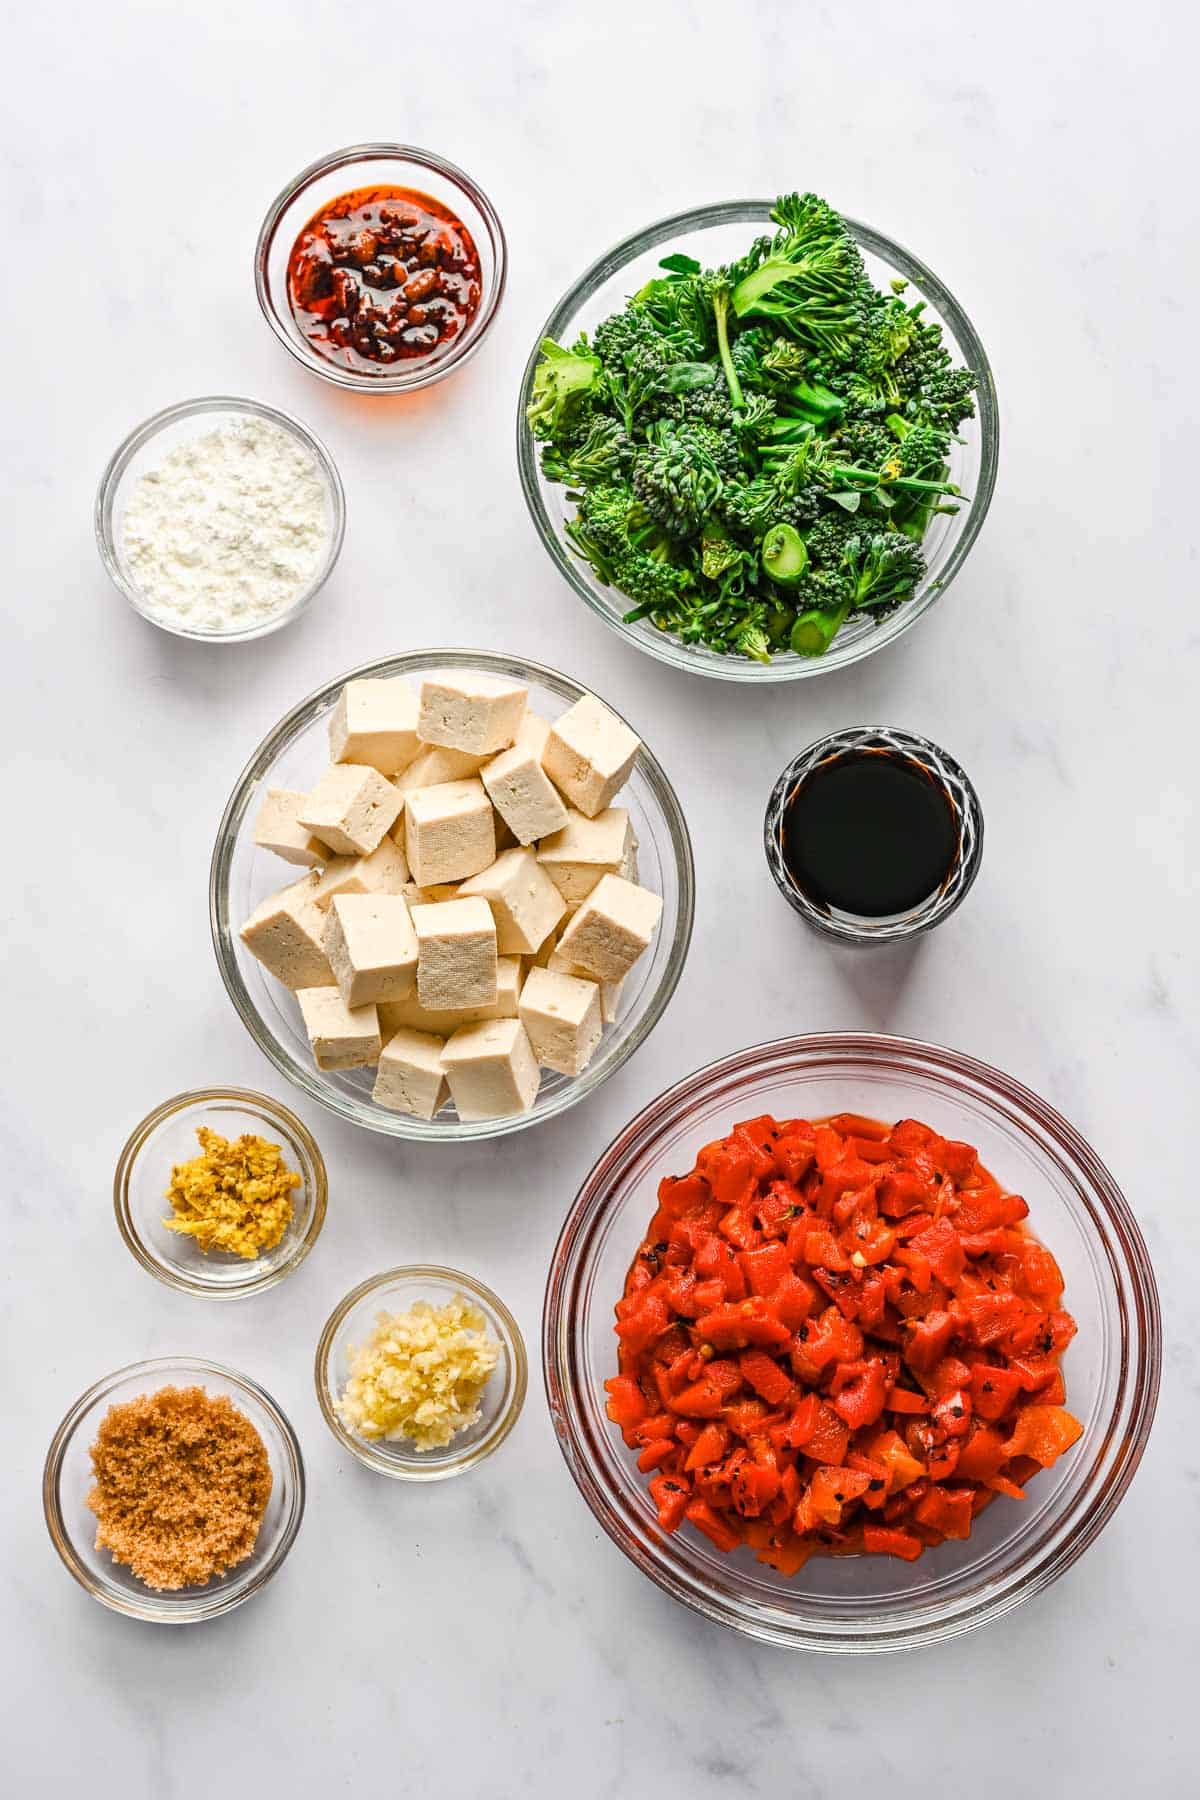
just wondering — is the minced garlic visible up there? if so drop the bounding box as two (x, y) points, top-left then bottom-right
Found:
(336, 1295), (500, 1450)
(163, 1126), (299, 1259)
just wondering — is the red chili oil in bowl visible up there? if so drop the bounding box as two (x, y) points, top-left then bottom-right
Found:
(286, 185), (482, 376)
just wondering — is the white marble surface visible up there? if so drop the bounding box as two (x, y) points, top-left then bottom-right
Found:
(3, 3), (1195, 1794)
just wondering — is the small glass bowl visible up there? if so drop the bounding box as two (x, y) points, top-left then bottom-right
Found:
(43, 1356), (306, 1623)
(518, 199), (998, 683)
(764, 725), (984, 944)
(544, 1033), (1161, 1653)
(95, 396), (345, 642)
(210, 648), (694, 1141)
(315, 1266), (527, 1480)
(255, 143), (507, 394)
(114, 1088), (328, 1298)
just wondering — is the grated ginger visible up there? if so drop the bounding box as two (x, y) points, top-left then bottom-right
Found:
(163, 1126), (299, 1260)
(336, 1294), (500, 1449)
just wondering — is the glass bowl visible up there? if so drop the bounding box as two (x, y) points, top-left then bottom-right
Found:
(43, 1356), (306, 1623)
(95, 396), (345, 642)
(210, 648), (694, 1141)
(114, 1088), (328, 1299)
(255, 143), (507, 394)
(764, 726), (984, 944)
(544, 1033), (1160, 1653)
(517, 200), (998, 683)
(315, 1266), (527, 1480)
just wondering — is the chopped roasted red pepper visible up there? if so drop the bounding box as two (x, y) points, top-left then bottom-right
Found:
(613, 1111), (1080, 1570)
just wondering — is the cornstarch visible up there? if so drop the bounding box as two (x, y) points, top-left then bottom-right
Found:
(121, 415), (330, 633)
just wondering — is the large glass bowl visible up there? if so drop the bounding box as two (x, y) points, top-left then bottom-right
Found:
(211, 650), (694, 1141)
(518, 201), (998, 683)
(43, 1357), (306, 1623)
(544, 1034), (1160, 1653)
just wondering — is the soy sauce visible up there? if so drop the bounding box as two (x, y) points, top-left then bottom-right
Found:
(781, 751), (959, 918)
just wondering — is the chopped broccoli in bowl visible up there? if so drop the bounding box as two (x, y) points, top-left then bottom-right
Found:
(521, 194), (991, 670)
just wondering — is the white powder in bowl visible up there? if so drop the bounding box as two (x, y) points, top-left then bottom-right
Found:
(120, 415), (332, 634)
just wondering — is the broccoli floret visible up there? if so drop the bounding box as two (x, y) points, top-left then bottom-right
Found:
(731, 193), (866, 357)
(803, 509), (863, 567)
(718, 477), (781, 539)
(566, 486), (694, 614)
(632, 424), (725, 537)
(845, 531), (926, 609)
(836, 419), (894, 467)
(527, 338), (604, 440)
(539, 416), (633, 487)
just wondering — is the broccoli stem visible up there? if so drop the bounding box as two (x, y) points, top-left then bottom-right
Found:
(711, 286), (745, 412)
(791, 596), (852, 656)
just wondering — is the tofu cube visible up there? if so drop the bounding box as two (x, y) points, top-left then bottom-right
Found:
(378, 957), (521, 1039)
(253, 788), (328, 868)
(542, 694), (640, 818)
(537, 807), (634, 907)
(519, 967), (603, 1077)
(404, 779), (495, 887)
(482, 740), (569, 846)
(554, 874), (662, 981)
(418, 674), (528, 756)
(307, 835), (410, 913)
(240, 874), (334, 990)
(441, 1018), (541, 1121)
(396, 744), (488, 792)
(412, 896), (497, 1010)
(296, 986), (382, 1070)
(517, 712), (551, 759)
(459, 848), (566, 955)
(329, 677), (421, 776)
(373, 1028), (448, 1119)
(323, 894), (419, 1007)
(298, 764), (403, 857)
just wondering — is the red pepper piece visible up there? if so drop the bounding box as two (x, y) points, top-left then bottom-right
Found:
(603, 1376), (648, 1431)
(830, 1358), (889, 1430)
(648, 1473), (689, 1532)
(1001, 1405), (1083, 1468)
(907, 1217), (966, 1287)
(913, 1482), (975, 1540)
(969, 1363), (1024, 1421)
(862, 1525), (924, 1561)
(740, 1241), (792, 1296)
(685, 1497), (740, 1551)
(636, 1438), (677, 1472)
(684, 1423), (728, 1471)
(904, 1309), (956, 1373)
(739, 1348), (794, 1406)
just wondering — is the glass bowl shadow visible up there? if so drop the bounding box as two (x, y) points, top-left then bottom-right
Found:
(114, 1088), (328, 1298)
(543, 1033), (1160, 1653)
(518, 199), (997, 682)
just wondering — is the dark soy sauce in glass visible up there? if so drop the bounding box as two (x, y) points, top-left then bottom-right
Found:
(781, 750), (959, 918)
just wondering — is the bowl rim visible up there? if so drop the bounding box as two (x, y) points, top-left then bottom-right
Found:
(314, 1263), (529, 1480)
(113, 1086), (329, 1298)
(254, 141), (508, 394)
(209, 647), (695, 1141)
(43, 1354), (307, 1623)
(94, 393), (347, 643)
(517, 196), (999, 683)
(543, 1030), (1162, 1653)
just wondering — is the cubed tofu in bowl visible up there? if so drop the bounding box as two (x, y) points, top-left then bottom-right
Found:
(216, 652), (692, 1137)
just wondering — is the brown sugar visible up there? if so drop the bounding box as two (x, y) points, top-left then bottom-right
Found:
(87, 1386), (273, 1590)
